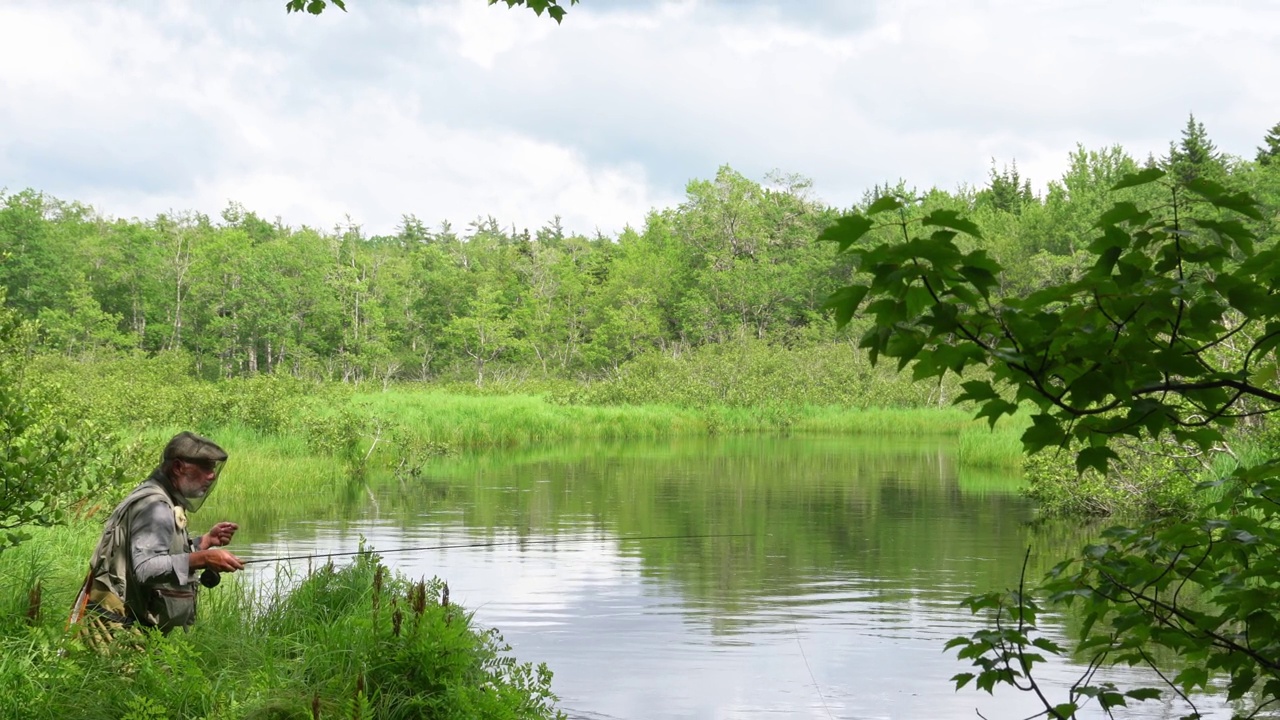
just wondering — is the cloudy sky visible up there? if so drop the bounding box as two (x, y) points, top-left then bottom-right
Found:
(2, 0), (1278, 237)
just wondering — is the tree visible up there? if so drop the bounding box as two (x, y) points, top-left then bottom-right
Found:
(1168, 113), (1225, 187)
(823, 170), (1280, 716)
(1259, 121), (1280, 167)
(976, 160), (1036, 216)
(446, 276), (517, 387)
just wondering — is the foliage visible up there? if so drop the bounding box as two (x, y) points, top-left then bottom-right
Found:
(824, 160), (1280, 713)
(568, 334), (959, 410)
(0, 166), (847, 386)
(1259, 121), (1280, 167)
(285, 0), (581, 24)
(0, 291), (137, 554)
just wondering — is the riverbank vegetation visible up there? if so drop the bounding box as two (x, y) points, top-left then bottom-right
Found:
(0, 534), (560, 720)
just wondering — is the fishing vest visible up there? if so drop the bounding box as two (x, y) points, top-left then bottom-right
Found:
(85, 476), (199, 632)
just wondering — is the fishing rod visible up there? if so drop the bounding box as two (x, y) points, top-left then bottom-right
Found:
(237, 532), (755, 566)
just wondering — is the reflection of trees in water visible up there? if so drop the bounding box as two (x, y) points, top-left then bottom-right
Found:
(213, 436), (1110, 633)
(377, 437), (1063, 610)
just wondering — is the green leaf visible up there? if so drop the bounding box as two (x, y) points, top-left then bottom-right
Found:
(958, 265), (997, 300)
(974, 399), (1018, 429)
(1022, 415), (1067, 453)
(1124, 688), (1162, 701)
(865, 195), (905, 215)
(1173, 666), (1209, 692)
(818, 215), (875, 252)
(951, 672), (975, 690)
(1226, 668), (1256, 701)
(1096, 202), (1149, 227)
(921, 210), (983, 239)
(824, 285), (870, 328)
(1110, 167), (1165, 190)
(1051, 703), (1079, 717)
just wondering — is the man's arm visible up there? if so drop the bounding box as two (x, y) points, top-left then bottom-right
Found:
(130, 500), (193, 586)
(131, 503), (243, 583)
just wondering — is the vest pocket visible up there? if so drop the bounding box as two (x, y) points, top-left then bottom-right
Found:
(151, 586), (198, 631)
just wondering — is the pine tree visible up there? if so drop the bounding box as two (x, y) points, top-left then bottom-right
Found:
(1257, 121), (1280, 166)
(1167, 113), (1222, 186)
(981, 160), (1035, 214)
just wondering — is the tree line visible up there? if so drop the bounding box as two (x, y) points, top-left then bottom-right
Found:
(2, 116), (1278, 387)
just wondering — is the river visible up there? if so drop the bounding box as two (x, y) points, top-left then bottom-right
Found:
(227, 435), (1232, 719)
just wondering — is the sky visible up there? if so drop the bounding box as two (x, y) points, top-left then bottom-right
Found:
(1, 0), (1278, 238)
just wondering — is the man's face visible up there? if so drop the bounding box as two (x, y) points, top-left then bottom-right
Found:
(173, 458), (219, 499)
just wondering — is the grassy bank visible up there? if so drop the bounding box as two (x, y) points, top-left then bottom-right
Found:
(350, 390), (1028, 468)
(0, 528), (560, 720)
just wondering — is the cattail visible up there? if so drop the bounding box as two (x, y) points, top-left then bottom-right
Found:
(354, 670), (366, 720)
(311, 694), (321, 720)
(372, 565), (383, 612)
(411, 580), (426, 617)
(392, 601), (403, 637)
(25, 581), (42, 626)
(442, 581), (452, 625)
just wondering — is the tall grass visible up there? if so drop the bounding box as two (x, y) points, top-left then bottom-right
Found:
(0, 535), (562, 720)
(352, 390), (1026, 459)
(956, 417), (1030, 470)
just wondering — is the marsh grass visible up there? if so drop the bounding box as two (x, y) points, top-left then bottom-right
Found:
(956, 420), (1029, 470)
(350, 390), (1027, 464)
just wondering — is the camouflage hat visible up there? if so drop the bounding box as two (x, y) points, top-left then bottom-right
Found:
(162, 431), (229, 465)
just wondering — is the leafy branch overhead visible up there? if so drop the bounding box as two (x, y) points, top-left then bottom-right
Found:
(823, 168), (1280, 716)
(823, 169), (1279, 476)
(285, 0), (581, 23)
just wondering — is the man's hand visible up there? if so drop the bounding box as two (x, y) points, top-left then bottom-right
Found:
(190, 548), (244, 573)
(199, 522), (239, 550)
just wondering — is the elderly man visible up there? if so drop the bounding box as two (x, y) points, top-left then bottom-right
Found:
(71, 431), (245, 638)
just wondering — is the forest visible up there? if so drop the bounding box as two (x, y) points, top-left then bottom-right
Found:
(5, 119), (1273, 391)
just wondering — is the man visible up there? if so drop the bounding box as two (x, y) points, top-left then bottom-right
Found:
(70, 431), (245, 639)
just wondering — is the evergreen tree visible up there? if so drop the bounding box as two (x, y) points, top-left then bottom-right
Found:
(978, 160), (1035, 215)
(1167, 113), (1223, 186)
(1258, 121), (1280, 166)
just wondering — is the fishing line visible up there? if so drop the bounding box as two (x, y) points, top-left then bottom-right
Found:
(792, 616), (836, 720)
(238, 532), (754, 566)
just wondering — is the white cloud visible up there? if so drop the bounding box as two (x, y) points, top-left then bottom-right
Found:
(1, 0), (1278, 235)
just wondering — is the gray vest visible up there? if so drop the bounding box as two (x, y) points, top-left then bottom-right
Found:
(86, 476), (199, 631)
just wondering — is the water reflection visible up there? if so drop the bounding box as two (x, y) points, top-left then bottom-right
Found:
(220, 436), (1233, 719)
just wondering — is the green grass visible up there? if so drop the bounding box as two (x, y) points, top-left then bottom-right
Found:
(0, 543), (561, 720)
(352, 390), (1028, 459)
(956, 418), (1029, 470)
(354, 390), (712, 446)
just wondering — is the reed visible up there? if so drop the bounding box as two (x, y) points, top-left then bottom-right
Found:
(956, 420), (1028, 470)
(350, 390), (1023, 455)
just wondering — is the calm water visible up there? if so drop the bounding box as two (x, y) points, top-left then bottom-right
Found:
(227, 436), (1231, 719)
